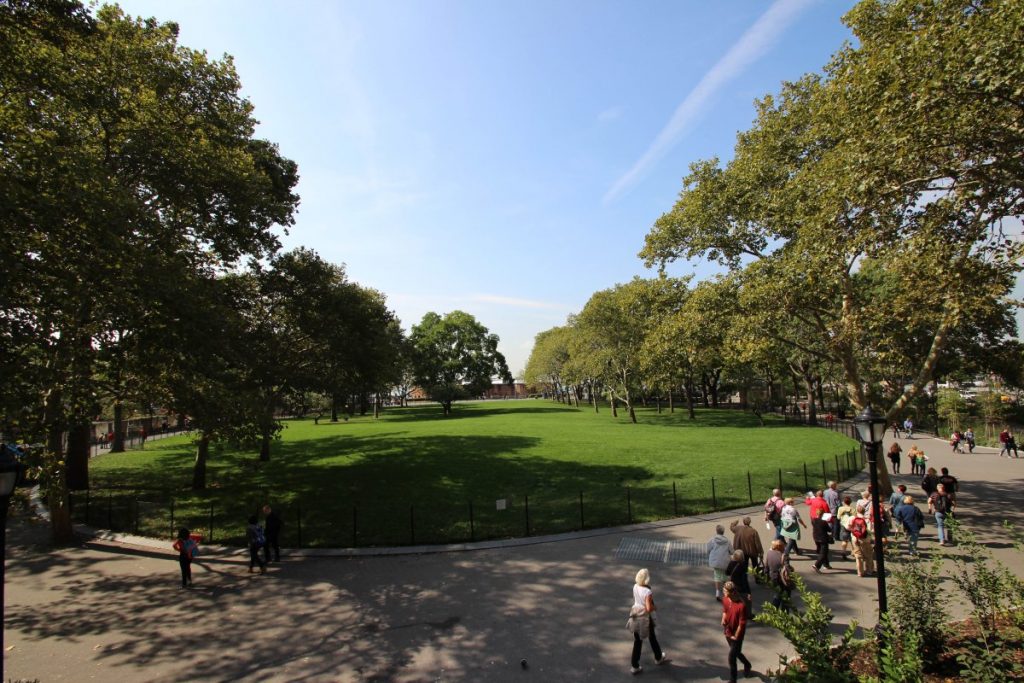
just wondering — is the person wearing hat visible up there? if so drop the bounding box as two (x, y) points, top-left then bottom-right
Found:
(811, 510), (835, 573)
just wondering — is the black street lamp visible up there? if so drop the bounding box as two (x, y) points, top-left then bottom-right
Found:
(853, 406), (889, 621)
(0, 445), (25, 682)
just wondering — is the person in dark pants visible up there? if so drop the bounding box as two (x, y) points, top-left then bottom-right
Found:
(812, 513), (834, 572)
(172, 527), (196, 588)
(247, 515), (266, 574)
(721, 581), (753, 682)
(262, 505), (283, 563)
(630, 568), (669, 674)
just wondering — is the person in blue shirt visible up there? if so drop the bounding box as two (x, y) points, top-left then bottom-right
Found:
(894, 495), (926, 556)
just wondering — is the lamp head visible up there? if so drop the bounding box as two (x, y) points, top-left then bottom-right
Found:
(854, 406), (887, 445)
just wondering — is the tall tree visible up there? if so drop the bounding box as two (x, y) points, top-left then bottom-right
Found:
(409, 311), (512, 415)
(1, 1), (299, 539)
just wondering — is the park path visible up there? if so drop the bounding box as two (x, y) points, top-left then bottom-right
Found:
(5, 429), (1023, 682)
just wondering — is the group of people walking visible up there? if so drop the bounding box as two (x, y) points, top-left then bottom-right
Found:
(171, 504), (284, 588)
(628, 449), (970, 678)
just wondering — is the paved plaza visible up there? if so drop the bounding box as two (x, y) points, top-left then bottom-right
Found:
(6, 431), (1024, 682)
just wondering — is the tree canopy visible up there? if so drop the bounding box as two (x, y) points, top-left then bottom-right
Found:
(410, 311), (512, 415)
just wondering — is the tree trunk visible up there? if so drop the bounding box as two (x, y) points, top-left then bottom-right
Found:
(66, 419), (90, 491)
(610, 393), (618, 418)
(685, 379), (696, 420)
(373, 394), (380, 419)
(804, 375), (818, 426)
(331, 393), (339, 422)
(668, 390), (674, 413)
(44, 388), (74, 544)
(111, 400), (126, 453)
(192, 433), (209, 490)
(259, 430), (271, 462)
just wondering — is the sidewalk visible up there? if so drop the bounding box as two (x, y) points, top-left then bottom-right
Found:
(5, 431), (1024, 682)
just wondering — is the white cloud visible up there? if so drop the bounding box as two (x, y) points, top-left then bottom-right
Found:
(469, 294), (566, 310)
(597, 105), (624, 123)
(603, 0), (815, 204)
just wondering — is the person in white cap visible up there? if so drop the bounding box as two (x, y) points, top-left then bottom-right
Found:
(811, 510), (835, 572)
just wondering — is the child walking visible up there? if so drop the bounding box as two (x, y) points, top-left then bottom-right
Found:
(172, 527), (198, 588)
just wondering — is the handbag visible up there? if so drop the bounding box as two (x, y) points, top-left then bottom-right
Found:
(626, 606), (651, 639)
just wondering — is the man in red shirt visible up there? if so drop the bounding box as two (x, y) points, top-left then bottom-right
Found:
(721, 581), (753, 682)
(805, 490), (830, 520)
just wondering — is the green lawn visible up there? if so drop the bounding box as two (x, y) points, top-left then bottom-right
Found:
(80, 400), (860, 547)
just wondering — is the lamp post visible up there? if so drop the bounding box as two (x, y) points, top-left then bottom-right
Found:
(853, 406), (889, 622)
(0, 444), (25, 682)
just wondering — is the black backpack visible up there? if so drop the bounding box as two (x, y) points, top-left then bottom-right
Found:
(932, 494), (948, 514)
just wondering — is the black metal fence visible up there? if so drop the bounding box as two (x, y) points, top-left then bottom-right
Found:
(69, 447), (865, 549)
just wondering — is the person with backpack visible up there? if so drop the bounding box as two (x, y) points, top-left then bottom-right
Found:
(811, 512), (834, 573)
(763, 488), (784, 540)
(835, 495), (856, 560)
(247, 515), (267, 574)
(849, 512), (874, 577)
(938, 468), (959, 501)
(172, 527), (198, 588)
(779, 497), (806, 559)
(763, 539), (793, 612)
(894, 495), (925, 556)
(928, 483), (955, 546)
(920, 467), (939, 497)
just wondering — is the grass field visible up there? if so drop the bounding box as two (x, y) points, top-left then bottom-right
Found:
(79, 400), (860, 547)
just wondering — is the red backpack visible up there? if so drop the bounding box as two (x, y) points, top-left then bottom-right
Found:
(849, 517), (868, 539)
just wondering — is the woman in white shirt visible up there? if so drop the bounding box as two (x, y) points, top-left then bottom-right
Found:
(630, 568), (670, 674)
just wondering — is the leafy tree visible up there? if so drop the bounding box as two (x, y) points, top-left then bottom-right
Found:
(409, 311), (512, 415)
(641, 0), (1023, 422)
(935, 388), (969, 433)
(524, 326), (573, 403)
(1, 1), (299, 538)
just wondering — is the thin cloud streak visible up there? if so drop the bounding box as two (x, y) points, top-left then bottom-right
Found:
(470, 294), (567, 310)
(603, 0), (815, 204)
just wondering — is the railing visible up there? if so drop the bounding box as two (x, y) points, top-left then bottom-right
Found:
(69, 447), (865, 549)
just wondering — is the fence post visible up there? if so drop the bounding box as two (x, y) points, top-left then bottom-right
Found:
(626, 487), (632, 524)
(747, 471), (753, 503)
(296, 502), (302, 549)
(170, 498), (175, 538)
(803, 463), (809, 491)
(835, 454), (841, 481)
(133, 496), (139, 534)
(821, 459), (827, 484)
(108, 493), (113, 530)
(778, 468), (783, 493)
(85, 489), (90, 526)
(209, 502), (214, 544)
(352, 506), (358, 548)
(410, 505), (415, 545)
(579, 491), (584, 531)
(524, 495), (530, 536)
(672, 482), (678, 516)
(468, 501), (475, 542)
(711, 478), (717, 511)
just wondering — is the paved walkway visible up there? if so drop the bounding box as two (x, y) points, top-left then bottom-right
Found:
(5, 431), (1024, 682)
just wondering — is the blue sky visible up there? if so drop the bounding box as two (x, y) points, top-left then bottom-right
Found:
(111, 0), (979, 376)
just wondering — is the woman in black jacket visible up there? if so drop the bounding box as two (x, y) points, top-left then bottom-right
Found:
(725, 549), (753, 617)
(812, 512), (834, 572)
